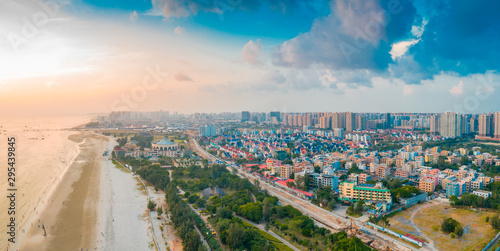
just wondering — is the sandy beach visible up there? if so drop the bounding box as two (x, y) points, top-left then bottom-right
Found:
(1, 117), (181, 251)
(17, 131), (108, 250)
(0, 117), (89, 250)
(95, 139), (153, 250)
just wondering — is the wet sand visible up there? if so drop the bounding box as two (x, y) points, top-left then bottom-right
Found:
(19, 132), (108, 250)
(0, 117), (90, 250)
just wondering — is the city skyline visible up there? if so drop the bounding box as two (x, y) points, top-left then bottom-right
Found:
(1, 0), (500, 116)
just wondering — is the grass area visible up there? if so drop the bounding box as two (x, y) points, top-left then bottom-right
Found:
(240, 221), (294, 251)
(347, 212), (363, 218)
(390, 202), (498, 251)
(112, 159), (130, 173)
(273, 242), (295, 251)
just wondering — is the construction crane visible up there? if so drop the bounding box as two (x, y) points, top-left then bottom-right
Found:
(343, 217), (362, 237)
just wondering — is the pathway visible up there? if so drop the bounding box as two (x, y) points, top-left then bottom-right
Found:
(409, 202), (439, 251)
(234, 215), (300, 251)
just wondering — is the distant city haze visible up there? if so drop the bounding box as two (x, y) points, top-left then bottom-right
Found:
(1, 0), (500, 116)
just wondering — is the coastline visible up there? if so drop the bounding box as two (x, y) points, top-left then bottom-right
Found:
(0, 116), (92, 251)
(18, 131), (109, 250)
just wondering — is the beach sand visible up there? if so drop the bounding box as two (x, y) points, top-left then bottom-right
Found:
(95, 140), (154, 250)
(1, 117), (180, 251)
(18, 131), (108, 250)
(0, 117), (90, 250)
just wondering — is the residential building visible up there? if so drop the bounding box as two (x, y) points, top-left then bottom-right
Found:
(419, 178), (436, 193)
(479, 113), (494, 137)
(339, 181), (392, 204)
(280, 165), (292, 179)
(440, 112), (462, 138)
(376, 165), (391, 179)
(430, 115), (439, 135)
(399, 193), (427, 207)
(473, 190), (492, 199)
(241, 111), (250, 122)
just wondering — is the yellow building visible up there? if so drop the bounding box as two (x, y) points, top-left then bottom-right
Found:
(339, 182), (392, 204)
(419, 179), (436, 193)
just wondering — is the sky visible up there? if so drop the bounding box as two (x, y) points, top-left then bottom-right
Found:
(1, 0), (499, 116)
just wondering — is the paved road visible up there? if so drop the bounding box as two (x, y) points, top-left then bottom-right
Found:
(189, 135), (423, 251)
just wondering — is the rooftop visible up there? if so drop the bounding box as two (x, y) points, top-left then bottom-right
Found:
(154, 138), (176, 145)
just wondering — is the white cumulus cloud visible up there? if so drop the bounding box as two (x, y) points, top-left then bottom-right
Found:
(449, 80), (464, 95)
(242, 39), (263, 65)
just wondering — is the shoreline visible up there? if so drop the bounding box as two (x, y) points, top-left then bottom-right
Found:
(10, 132), (82, 249)
(18, 131), (108, 250)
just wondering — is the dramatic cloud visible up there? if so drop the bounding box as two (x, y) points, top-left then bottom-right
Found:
(242, 39), (263, 65)
(130, 10), (138, 21)
(272, 0), (418, 71)
(174, 72), (193, 82)
(149, 0), (327, 18)
(174, 26), (185, 35)
(407, 0), (500, 78)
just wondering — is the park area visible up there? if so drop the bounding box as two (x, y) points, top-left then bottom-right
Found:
(388, 199), (498, 251)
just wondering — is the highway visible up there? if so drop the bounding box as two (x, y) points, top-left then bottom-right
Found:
(189, 134), (424, 251)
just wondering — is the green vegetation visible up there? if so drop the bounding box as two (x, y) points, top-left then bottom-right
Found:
(165, 183), (222, 250)
(174, 164), (372, 250)
(391, 185), (421, 203)
(148, 200), (157, 211)
(135, 164), (170, 191)
(347, 200), (365, 217)
(490, 214), (500, 229)
(450, 182), (500, 209)
(117, 137), (128, 147)
(311, 186), (337, 210)
(131, 134), (154, 150)
(368, 215), (390, 227)
(440, 217), (463, 238)
(371, 141), (403, 152)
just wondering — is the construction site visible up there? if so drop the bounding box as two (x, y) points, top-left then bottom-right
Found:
(388, 199), (498, 251)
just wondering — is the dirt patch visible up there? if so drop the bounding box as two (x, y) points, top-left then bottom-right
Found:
(390, 201), (497, 251)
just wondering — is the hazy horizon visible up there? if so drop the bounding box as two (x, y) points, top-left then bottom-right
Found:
(1, 0), (499, 117)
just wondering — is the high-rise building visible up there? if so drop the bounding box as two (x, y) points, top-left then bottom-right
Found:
(270, 111), (281, 122)
(430, 115), (440, 134)
(470, 116), (478, 133)
(199, 124), (216, 137)
(495, 112), (500, 139)
(440, 112), (462, 138)
(385, 113), (392, 129)
(478, 113), (493, 137)
(461, 114), (471, 135)
(346, 112), (356, 132)
(356, 115), (367, 130)
(241, 111), (250, 122)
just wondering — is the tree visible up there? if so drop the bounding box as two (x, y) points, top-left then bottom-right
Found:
(454, 224), (464, 237)
(148, 200), (157, 211)
(195, 198), (206, 208)
(188, 194), (199, 204)
(491, 215), (500, 229)
(460, 156), (470, 166)
(157, 206), (163, 216)
(441, 218), (460, 234)
(226, 223), (245, 249)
